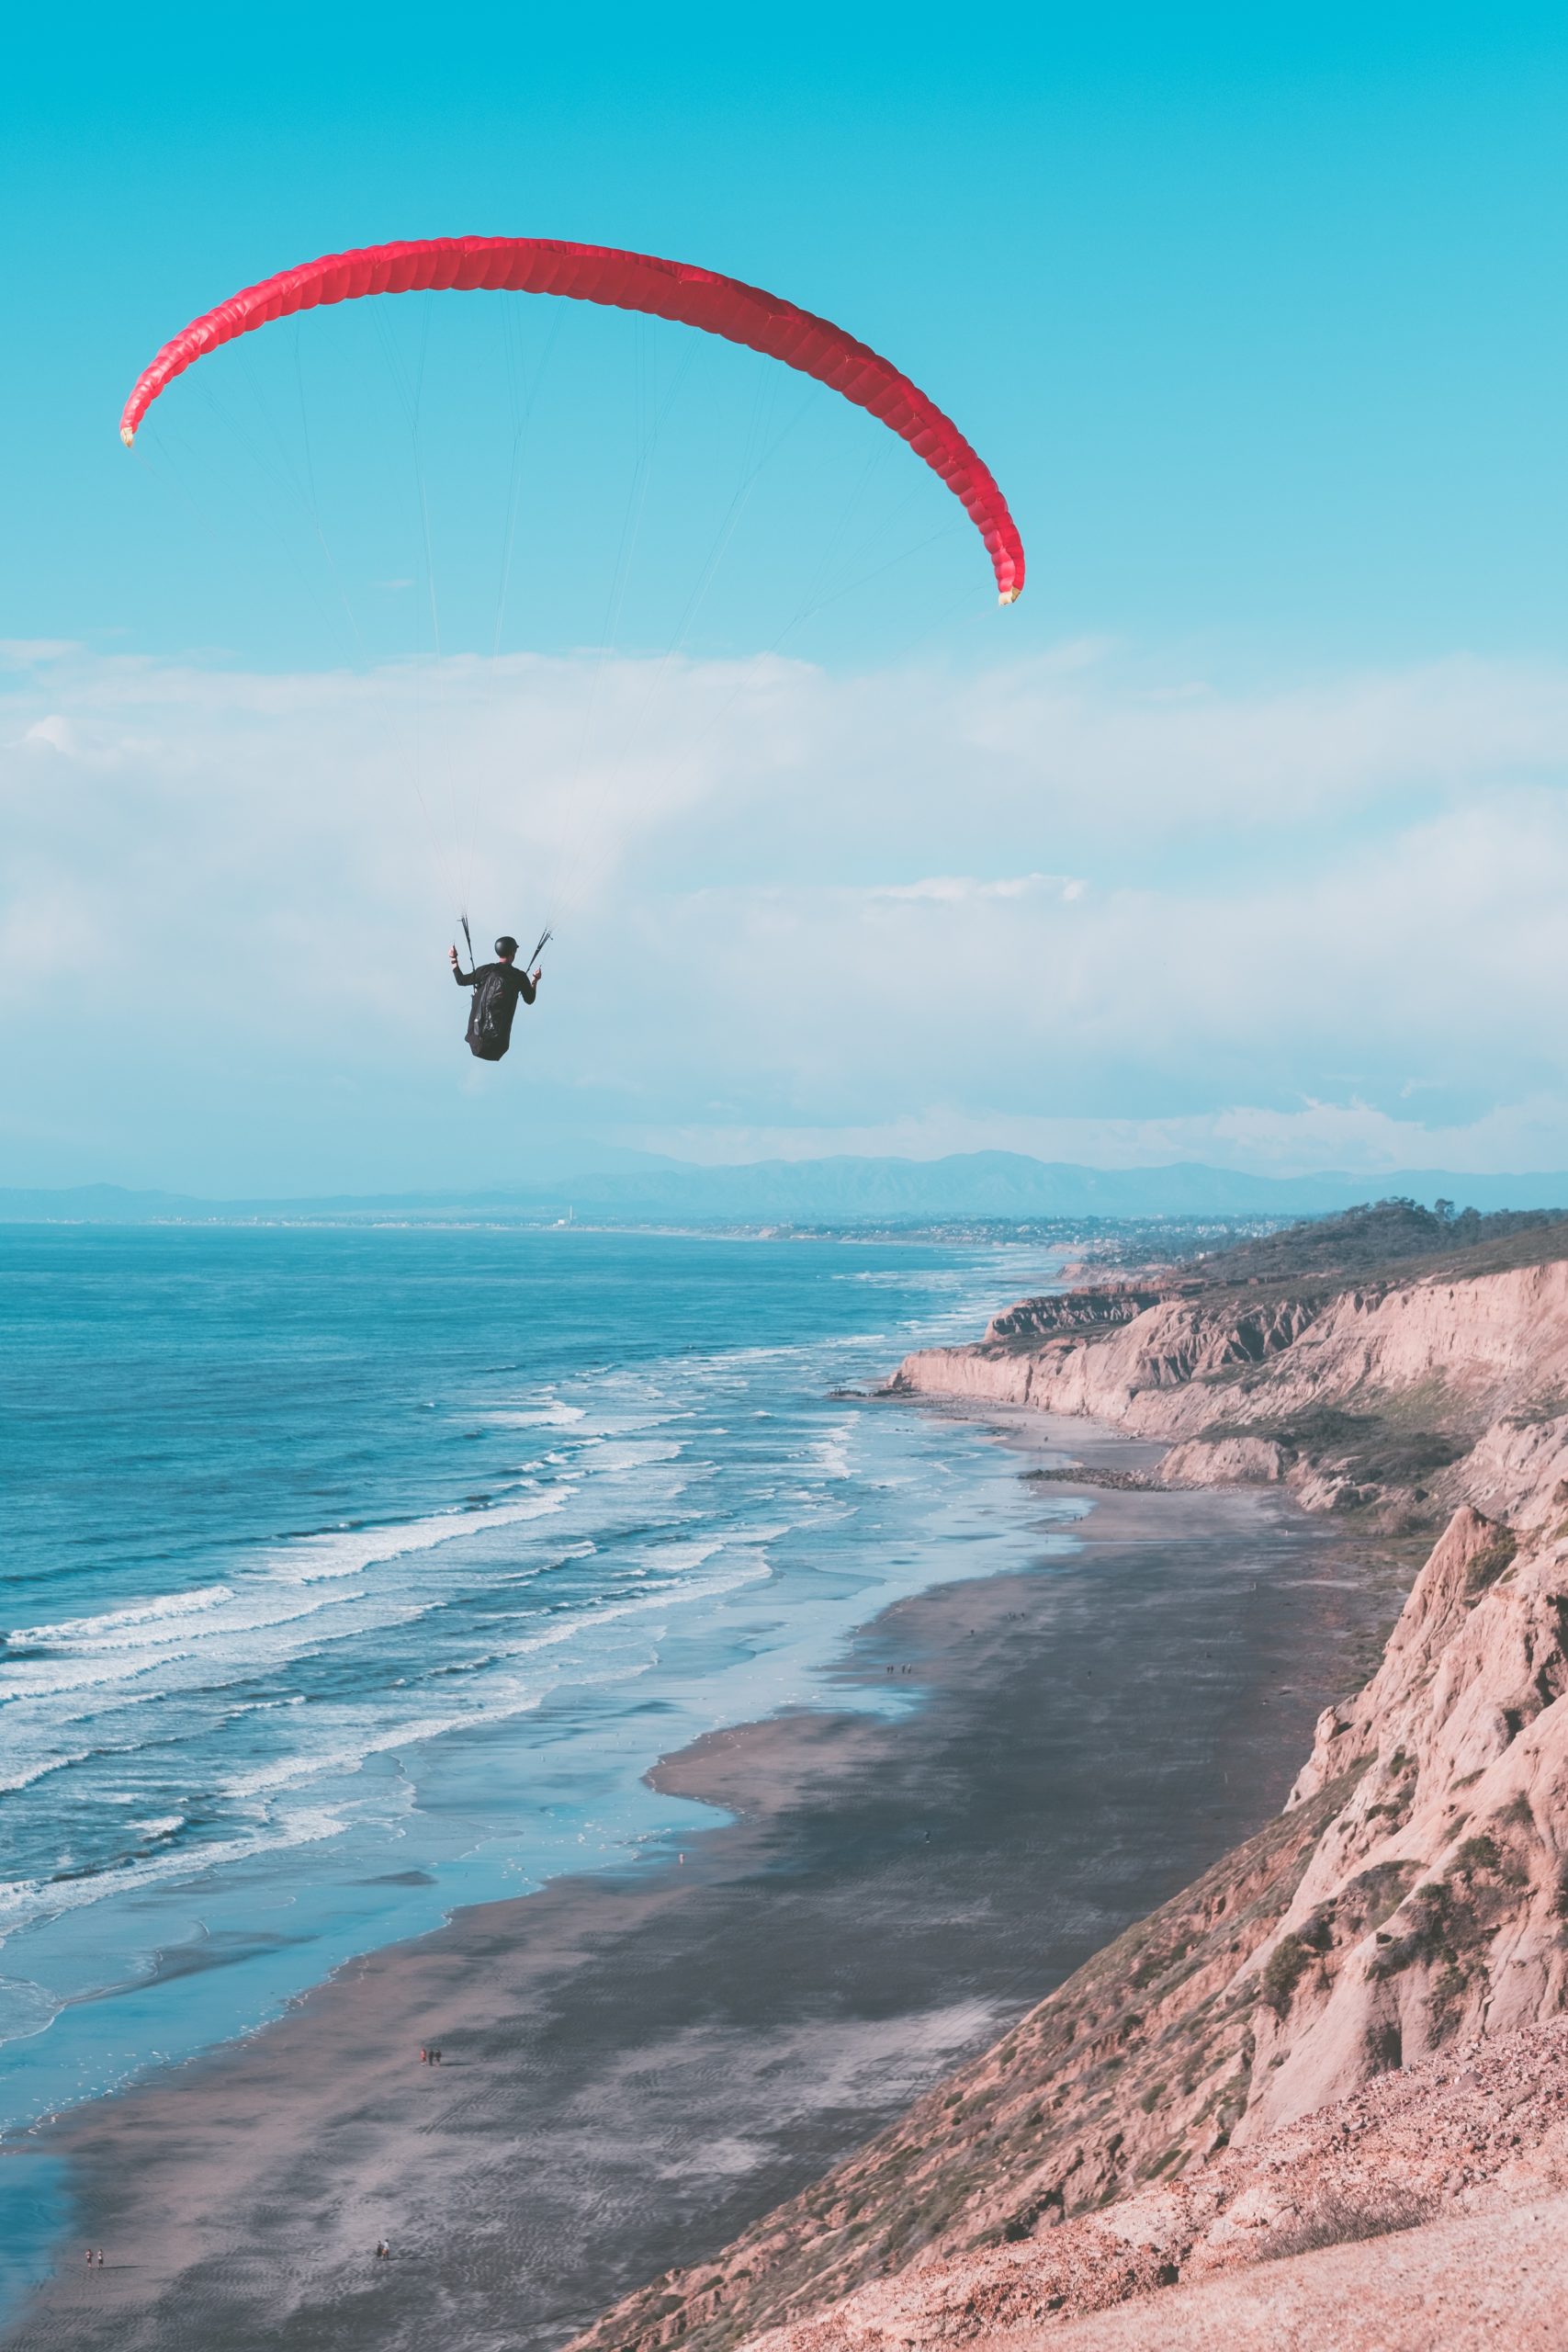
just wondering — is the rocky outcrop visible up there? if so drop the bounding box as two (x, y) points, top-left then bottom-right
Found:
(984, 1292), (1166, 1344)
(1159, 1437), (1289, 1487)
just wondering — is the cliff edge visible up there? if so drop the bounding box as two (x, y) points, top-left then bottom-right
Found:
(573, 1206), (1568, 2352)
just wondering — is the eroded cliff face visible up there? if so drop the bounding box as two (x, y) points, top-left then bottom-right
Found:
(574, 1243), (1568, 2352)
(891, 1289), (1323, 1430)
(740, 2019), (1568, 2352)
(892, 1256), (1568, 1524)
(1244, 1498), (1568, 2141)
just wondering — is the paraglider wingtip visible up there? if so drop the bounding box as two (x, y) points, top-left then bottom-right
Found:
(119, 425), (136, 448)
(999, 586), (1022, 606)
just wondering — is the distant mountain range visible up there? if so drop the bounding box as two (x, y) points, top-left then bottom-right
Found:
(6, 1154), (1568, 1225)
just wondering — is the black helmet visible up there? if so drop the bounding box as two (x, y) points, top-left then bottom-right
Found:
(494, 935), (519, 957)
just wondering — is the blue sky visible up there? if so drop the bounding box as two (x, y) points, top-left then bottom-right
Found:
(6, 4), (1568, 1191)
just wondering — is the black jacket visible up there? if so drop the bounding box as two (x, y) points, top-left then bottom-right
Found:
(454, 960), (536, 1061)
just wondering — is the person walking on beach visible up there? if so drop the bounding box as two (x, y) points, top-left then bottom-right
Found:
(448, 935), (543, 1063)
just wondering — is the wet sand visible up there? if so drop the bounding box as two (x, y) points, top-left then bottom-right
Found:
(6, 1414), (1409, 2352)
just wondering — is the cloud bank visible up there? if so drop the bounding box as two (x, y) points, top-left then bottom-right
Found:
(4, 637), (1568, 1191)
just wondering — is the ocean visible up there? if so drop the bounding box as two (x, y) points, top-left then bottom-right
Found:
(0, 1221), (1075, 2288)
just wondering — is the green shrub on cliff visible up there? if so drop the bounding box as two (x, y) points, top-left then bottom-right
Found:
(1262, 1934), (1313, 2017)
(1464, 1529), (1517, 1597)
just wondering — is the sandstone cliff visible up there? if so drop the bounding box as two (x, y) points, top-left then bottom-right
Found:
(891, 1250), (1568, 1527)
(573, 1214), (1568, 2352)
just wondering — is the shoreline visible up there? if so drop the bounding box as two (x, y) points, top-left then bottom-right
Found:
(0, 1230), (1075, 2184)
(5, 1409), (1406, 2352)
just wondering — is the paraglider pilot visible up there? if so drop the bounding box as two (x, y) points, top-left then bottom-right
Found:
(449, 935), (542, 1063)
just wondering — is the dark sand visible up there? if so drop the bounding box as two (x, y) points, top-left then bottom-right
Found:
(6, 1413), (1409, 2352)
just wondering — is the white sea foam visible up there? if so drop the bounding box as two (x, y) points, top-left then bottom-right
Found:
(807, 1420), (857, 1480)
(570, 1437), (684, 1474)
(2, 1494), (573, 1703)
(0, 1751), (92, 1795)
(216, 1555), (772, 1804)
(0, 1488), (599, 1827)
(0, 1976), (60, 2046)
(0, 1803), (349, 1933)
(480, 1403), (589, 1429)
(15, 1584), (237, 1646)
(637, 1535), (732, 1575)
(274, 1490), (568, 1584)
(131, 1817), (186, 1843)
(0, 1588), (378, 1704)
(689, 1344), (800, 1369)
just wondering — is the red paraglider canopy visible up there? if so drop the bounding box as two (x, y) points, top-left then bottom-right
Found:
(118, 235), (1024, 604)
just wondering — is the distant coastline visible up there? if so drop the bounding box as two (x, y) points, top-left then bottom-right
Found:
(7, 1152), (1568, 1229)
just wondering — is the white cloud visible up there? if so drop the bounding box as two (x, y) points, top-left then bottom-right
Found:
(869, 874), (1079, 904)
(5, 638), (1568, 1187)
(638, 1097), (1568, 1178)
(21, 717), (78, 755)
(0, 640), (79, 668)
(961, 652), (1568, 829)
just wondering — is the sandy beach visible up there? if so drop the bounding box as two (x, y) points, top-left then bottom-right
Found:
(5, 1412), (1409, 2352)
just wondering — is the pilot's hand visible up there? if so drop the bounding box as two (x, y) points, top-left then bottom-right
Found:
(448, 946), (459, 967)
(532, 967), (543, 984)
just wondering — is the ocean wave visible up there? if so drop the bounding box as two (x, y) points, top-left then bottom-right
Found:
(1, 1495), (577, 1704)
(275, 1490), (569, 1584)
(217, 1555), (773, 1803)
(0, 1975), (60, 2047)
(13, 1583), (237, 1647)
(0, 1750), (93, 1795)
(804, 1420), (857, 1480)
(0, 1587), (387, 1704)
(0, 1803), (350, 1934)
(672, 1344), (804, 1374)
(479, 1402), (589, 1429)
(570, 1437), (685, 1472)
